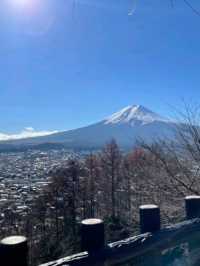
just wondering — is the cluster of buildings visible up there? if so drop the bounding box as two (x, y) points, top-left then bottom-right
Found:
(0, 149), (83, 236)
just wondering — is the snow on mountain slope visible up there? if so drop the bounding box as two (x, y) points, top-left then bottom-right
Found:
(104, 105), (168, 126)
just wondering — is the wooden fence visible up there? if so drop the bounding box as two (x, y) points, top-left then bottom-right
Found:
(1, 195), (200, 266)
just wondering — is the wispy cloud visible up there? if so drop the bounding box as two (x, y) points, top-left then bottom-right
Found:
(0, 127), (58, 141)
(128, 0), (137, 16)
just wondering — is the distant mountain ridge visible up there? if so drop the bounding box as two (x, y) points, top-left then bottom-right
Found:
(0, 105), (177, 150)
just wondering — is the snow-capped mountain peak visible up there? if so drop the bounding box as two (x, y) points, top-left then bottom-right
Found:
(0, 104), (176, 150)
(104, 105), (168, 126)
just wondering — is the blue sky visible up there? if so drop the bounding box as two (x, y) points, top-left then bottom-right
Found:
(1, 0), (200, 135)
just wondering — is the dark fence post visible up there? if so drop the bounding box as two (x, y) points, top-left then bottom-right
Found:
(139, 204), (161, 234)
(185, 195), (200, 219)
(0, 235), (28, 266)
(81, 218), (105, 252)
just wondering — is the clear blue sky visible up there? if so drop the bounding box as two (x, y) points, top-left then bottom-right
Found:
(1, 0), (200, 133)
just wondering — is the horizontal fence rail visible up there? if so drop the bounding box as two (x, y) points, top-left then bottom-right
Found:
(1, 195), (200, 266)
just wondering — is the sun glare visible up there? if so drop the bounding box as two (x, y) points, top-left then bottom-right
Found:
(7, 0), (55, 36)
(10, 0), (36, 10)
(8, 0), (42, 18)
(12, 0), (30, 6)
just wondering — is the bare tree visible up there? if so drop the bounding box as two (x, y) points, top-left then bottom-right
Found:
(100, 139), (122, 219)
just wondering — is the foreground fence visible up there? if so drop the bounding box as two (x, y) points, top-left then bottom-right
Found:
(1, 195), (200, 266)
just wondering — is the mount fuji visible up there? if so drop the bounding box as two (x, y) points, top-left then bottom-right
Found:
(0, 105), (177, 150)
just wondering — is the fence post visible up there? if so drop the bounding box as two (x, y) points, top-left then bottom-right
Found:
(185, 195), (200, 219)
(81, 218), (105, 252)
(0, 235), (28, 266)
(139, 204), (161, 234)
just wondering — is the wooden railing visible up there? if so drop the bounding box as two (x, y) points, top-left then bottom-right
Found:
(1, 195), (200, 266)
